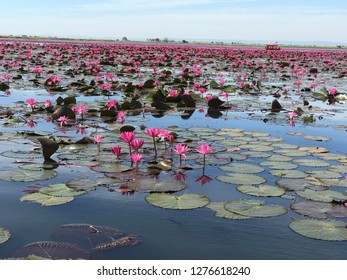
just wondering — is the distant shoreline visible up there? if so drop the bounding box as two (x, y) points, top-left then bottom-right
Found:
(0, 35), (346, 50)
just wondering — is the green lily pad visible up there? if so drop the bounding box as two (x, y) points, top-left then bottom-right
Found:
(267, 155), (293, 162)
(239, 144), (274, 152)
(216, 173), (266, 185)
(317, 153), (347, 161)
(1, 150), (41, 159)
(39, 184), (86, 197)
(303, 135), (331, 141)
(276, 178), (316, 191)
(66, 178), (100, 191)
(327, 165), (347, 173)
(318, 179), (347, 188)
(305, 170), (342, 179)
(11, 170), (57, 182)
(276, 149), (310, 157)
(240, 151), (271, 158)
(296, 189), (347, 202)
(219, 163), (265, 174)
(205, 202), (252, 220)
(293, 159), (330, 167)
(272, 143), (298, 149)
(298, 146), (329, 154)
(20, 193), (74, 206)
(259, 161), (298, 170)
(224, 199), (287, 218)
(128, 178), (187, 192)
(237, 184), (285, 197)
(289, 219), (347, 241)
(145, 193), (209, 209)
(90, 163), (131, 173)
(291, 201), (347, 219)
(270, 169), (307, 178)
(0, 228), (11, 244)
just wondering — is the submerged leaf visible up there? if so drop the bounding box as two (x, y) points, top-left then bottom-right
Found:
(17, 241), (90, 259)
(93, 235), (141, 250)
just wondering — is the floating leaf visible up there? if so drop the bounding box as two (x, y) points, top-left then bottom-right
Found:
(240, 151), (271, 158)
(205, 202), (252, 220)
(20, 192), (74, 206)
(90, 163), (131, 173)
(276, 178), (320, 191)
(0, 228), (11, 244)
(224, 199), (287, 218)
(270, 169), (307, 178)
(298, 146), (329, 154)
(305, 170), (342, 179)
(219, 163), (265, 174)
(276, 149), (310, 157)
(1, 150), (41, 159)
(11, 170), (57, 182)
(145, 193), (209, 209)
(267, 154), (293, 162)
(128, 178), (187, 192)
(66, 178), (100, 191)
(318, 179), (347, 188)
(303, 135), (331, 141)
(216, 173), (266, 185)
(293, 159), (330, 167)
(237, 184), (285, 197)
(39, 184), (86, 197)
(328, 165), (347, 173)
(17, 241), (90, 259)
(317, 153), (347, 161)
(259, 161), (298, 170)
(291, 201), (347, 219)
(289, 219), (347, 241)
(296, 189), (347, 202)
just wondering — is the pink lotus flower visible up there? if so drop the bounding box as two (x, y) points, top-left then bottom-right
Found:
(100, 83), (112, 91)
(131, 153), (142, 164)
(138, 82), (144, 88)
(94, 135), (103, 143)
(329, 87), (337, 95)
(173, 144), (190, 167)
(121, 131), (136, 156)
(106, 99), (117, 110)
(44, 100), (52, 107)
(117, 111), (125, 122)
(288, 111), (297, 120)
(196, 144), (213, 155)
(131, 153), (142, 171)
(57, 115), (69, 126)
(111, 145), (122, 161)
(120, 131), (136, 143)
(146, 128), (161, 156)
(130, 139), (144, 152)
(169, 89), (178, 97)
(94, 134), (103, 154)
(196, 144), (213, 173)
(26, 98), (36, 110)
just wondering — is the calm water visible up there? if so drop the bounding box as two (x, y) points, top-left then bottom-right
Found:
(1, 90), (347, 260)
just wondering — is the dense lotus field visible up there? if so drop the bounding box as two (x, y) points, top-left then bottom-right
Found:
(0, 39), (347, 259)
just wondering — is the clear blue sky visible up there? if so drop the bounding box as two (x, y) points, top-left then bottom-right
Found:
(1, 0), (346, 44)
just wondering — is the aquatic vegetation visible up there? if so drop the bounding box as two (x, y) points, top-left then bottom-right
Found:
(1, 39), (347, 260)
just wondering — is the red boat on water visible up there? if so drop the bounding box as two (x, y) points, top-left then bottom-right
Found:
(265, 43), (281, 50)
